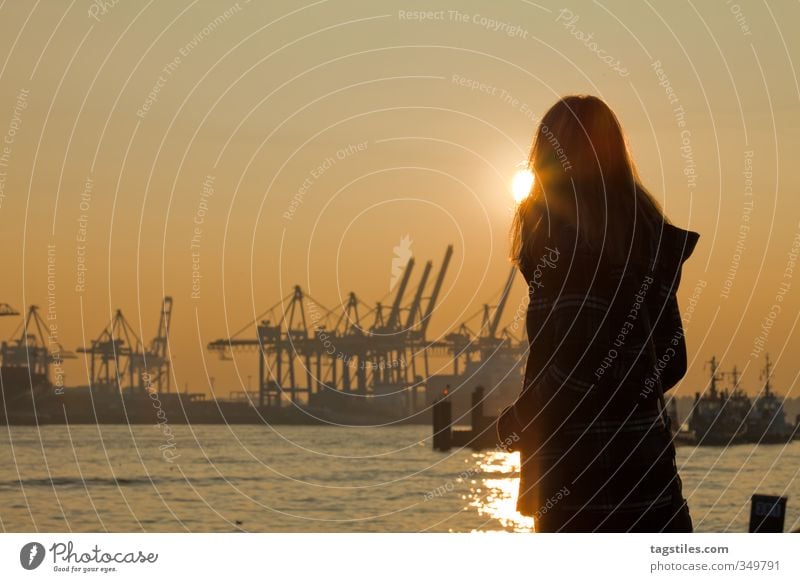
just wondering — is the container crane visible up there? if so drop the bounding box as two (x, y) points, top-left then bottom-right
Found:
(78, 308), (144, 393)
(1, 305), (75, 397)
(207, 246), (453, 413)
(143, 296), (173, 393)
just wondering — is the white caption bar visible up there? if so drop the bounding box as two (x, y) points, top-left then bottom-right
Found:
(0, 533), (797, 581)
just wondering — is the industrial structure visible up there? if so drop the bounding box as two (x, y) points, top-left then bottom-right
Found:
(0, 304), (75, 417)
(208, 247), (455, 415)
(1, 251), (530, 424)
(208, 246), (527, 420)
(2, 278), (799, 436)
(77, 297), (173, 394)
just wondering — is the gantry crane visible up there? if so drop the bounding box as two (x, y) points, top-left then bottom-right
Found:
(1, 305), (75, 395)
(443, 265), (522, 376)
(144, 296), (173, 392)
(78, 297), (173, 394)
(208, 246), (454, 411)
(78, 308), (144, 392)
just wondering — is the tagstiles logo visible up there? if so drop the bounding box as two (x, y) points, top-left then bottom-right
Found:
(19, 542), (46, 570)
(390, 235), (413, 291)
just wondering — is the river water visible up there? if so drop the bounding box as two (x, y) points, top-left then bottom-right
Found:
(1, 425), (797, 532)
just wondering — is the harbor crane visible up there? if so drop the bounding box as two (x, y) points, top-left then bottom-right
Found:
(77, 297), (173, 394)
(208, 246), (455, 411)
(1, 305), (75, 390)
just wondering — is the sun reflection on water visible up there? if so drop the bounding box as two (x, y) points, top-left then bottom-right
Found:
(467, 450), (534, 532)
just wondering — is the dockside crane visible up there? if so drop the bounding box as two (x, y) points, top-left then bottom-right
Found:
(1, 305), (75, 391)
(404, 261), (432, 337)
(207, 246), (455, 411)
(382, 258), (415, 333)
(419, 246), (453, 337)
(142, 296), (173, 393)
(486, 267), (517, 340)
(78, 308), (145, 393)
(445, 265), (523, 379)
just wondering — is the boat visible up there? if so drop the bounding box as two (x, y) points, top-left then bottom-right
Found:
(688, 357), (749, 446)
(746, 355), (797, 444)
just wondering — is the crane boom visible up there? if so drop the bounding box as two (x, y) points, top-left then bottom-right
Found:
(420, 245), (453, 335)
(0, 303), (19, 317)
(404, 261), (432, 330)
(488, 267), (517, 338)
(386, 258), (415, 330)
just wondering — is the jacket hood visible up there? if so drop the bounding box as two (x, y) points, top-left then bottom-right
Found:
(530, 221), (699, 279)
(650, 223), (700, 278)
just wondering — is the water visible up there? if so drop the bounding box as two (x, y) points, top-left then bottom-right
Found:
(0, 425), (798, 532)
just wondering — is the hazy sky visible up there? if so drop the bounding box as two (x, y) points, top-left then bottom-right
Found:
(0, 0), (798, 399)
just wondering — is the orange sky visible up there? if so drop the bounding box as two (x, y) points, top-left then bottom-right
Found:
(0, 0), (799, 398)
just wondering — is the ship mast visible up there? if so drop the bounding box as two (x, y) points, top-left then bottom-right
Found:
(730, 366), (740, 393)
(707, 356), (721, 396)
(761, 353), (773, 397)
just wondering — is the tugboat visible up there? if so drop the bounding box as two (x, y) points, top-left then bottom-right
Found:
(689, 357), (749, 446)
(746, 354), (797, 444)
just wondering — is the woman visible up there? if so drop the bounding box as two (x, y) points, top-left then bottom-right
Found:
(498, 95), (698, 532)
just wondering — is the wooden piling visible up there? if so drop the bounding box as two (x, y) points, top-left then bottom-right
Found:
(432, 399), (452, 451)
(468, 385), (498, 450)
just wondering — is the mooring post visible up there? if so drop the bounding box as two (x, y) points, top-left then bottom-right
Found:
(471, 386), (487, 435)
(470, 386), (496, 450)
(432, 398), (452, 452)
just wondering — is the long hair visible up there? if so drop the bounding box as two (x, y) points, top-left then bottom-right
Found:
(511, 95), (666, 269)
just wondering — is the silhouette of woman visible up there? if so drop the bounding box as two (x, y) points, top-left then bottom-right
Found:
(498, 95), (697, 532)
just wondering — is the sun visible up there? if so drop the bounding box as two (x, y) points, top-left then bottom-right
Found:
(511, 169), (534, 203)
